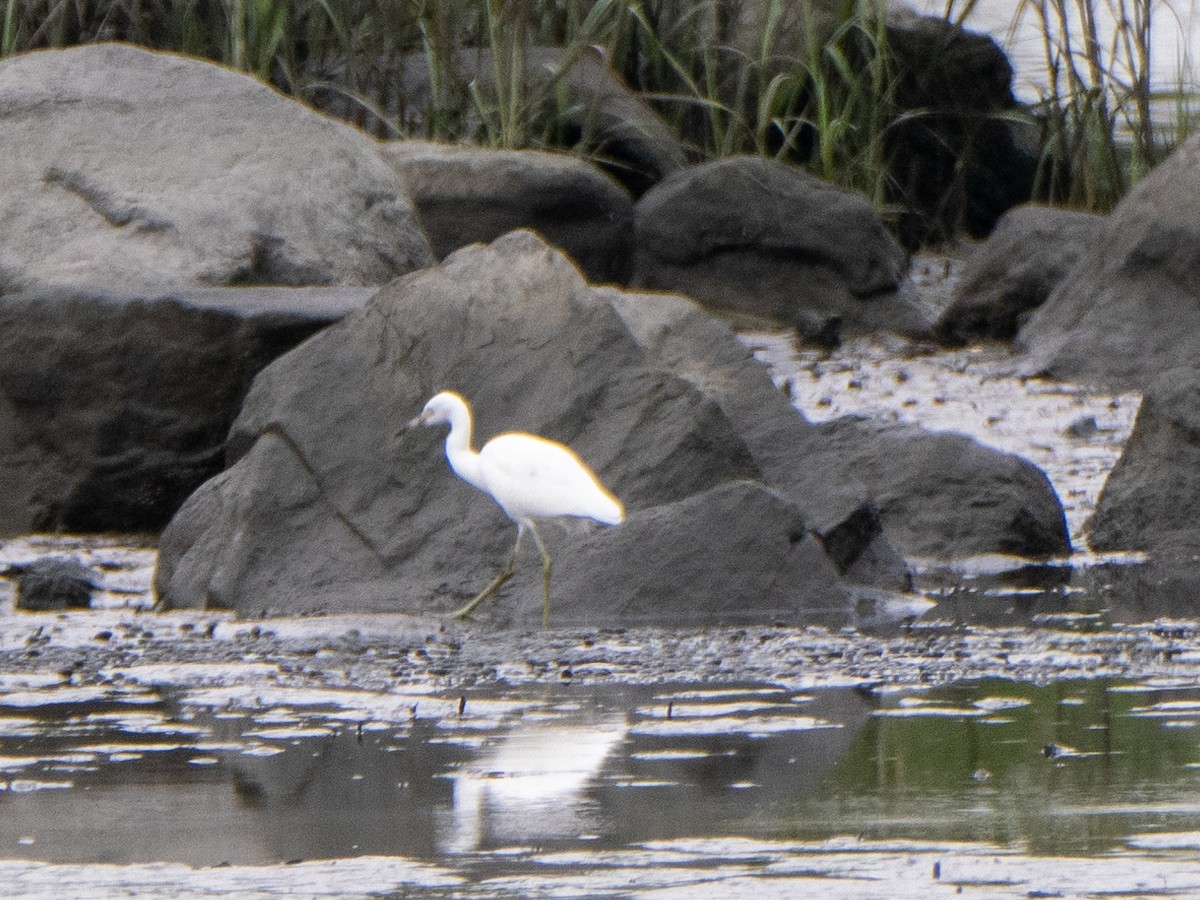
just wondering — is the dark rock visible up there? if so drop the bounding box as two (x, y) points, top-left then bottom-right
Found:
(1018, 133), (1200, 387)
(632, 156), (931, 338)
(0, 285), (372, 535)
(808, 416), (1070, 560)
(883, 12), (1038, 244)
(382, 141), (635, 283)
(550, 480), (851, 626)
(6, 556), (98, 612)
(935, 204), (1104, 344)
(1087, 369), (1200, 553)
(0, 43), (432, 293)
(156, 231), (1069, 625)
(1064, 415), (1099, 439)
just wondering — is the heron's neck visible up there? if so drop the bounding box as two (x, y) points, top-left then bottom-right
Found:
(443, 404), (486, 491)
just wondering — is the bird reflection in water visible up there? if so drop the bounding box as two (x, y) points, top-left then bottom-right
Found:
(439, 719), (627, 854)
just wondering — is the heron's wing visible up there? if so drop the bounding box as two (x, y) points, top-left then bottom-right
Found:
(479, 433), (623, 524)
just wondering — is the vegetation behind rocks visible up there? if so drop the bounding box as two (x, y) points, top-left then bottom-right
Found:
(3, 0), (1195, 242)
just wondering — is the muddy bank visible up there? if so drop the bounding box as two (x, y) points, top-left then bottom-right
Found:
(0, 606), (1198, 691)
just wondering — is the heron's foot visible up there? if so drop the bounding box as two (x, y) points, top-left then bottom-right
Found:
(450, 568), (514, 620)
(450, 598), (486, 620)
(541, 558), (552, 630)
(450, 591), (494, 620)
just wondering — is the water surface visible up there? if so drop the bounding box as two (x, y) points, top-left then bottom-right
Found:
(3, 675), (1200, 897)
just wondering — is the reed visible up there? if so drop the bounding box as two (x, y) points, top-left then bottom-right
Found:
(797, 0), (896, 205)
(1020, 0), (1190, 210)
(611, 0), (901, 202)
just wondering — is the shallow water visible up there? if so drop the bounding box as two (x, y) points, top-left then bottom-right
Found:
(4, 673), (1200, 897)
(6, 330), (1200, 897)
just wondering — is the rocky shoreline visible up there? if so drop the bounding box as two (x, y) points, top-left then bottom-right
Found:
(3, 38), (1200, 632)
(4, 604), (1200, 694)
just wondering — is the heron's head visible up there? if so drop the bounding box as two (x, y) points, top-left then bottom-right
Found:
(407, 390), (469, 430)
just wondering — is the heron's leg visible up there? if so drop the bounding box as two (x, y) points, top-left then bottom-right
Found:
(527, 521), (553, 629)
(451, 526), (525, 620)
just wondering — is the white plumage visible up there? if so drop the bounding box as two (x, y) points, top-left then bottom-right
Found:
(410, 391), (623, 625)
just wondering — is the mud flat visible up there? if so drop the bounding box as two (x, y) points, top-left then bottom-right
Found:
(0, 604), (1199, 691)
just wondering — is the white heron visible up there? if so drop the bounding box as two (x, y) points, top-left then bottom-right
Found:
(409, 391), (624, 627)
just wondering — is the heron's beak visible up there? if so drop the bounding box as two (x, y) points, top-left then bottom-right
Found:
(395, 409), (429, 440)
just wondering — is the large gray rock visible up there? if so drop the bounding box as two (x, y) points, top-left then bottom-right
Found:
(1087, 369), (1200, 553)
(381, 141), (634, 283)
(1018, 133), (1200, 388)
(1079, 368), (1200, 618)
(0, 43), (432, 293)
(632, 157), (928, 339)
(936, 204), (1104, 344)
(0, 286), (372, 535)
(811, 417), (1070, 560)
(156, 231), (1068, 626)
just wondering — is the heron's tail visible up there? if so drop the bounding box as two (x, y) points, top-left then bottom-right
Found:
(594, 492), (624, 526)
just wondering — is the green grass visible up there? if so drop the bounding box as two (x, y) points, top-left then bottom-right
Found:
(0, 0), (1194, 228)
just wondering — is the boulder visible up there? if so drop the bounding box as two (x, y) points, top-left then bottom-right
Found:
(1087, 369), (1200, 553)
(1069, 368), (1200, 623)
(1018, 133), (1200, 388)
(0, 285), (372, 535)
(0, 43), (432, 293)
(381, 141), (634, 283)
(810, 417), (1070, 560)
(935, 204), (1104, 344)
(632, 156), (929, 338)
(5, 556), (98, 612)
(883, 11), (1038, 244)
(156, 231), (1069, 626)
